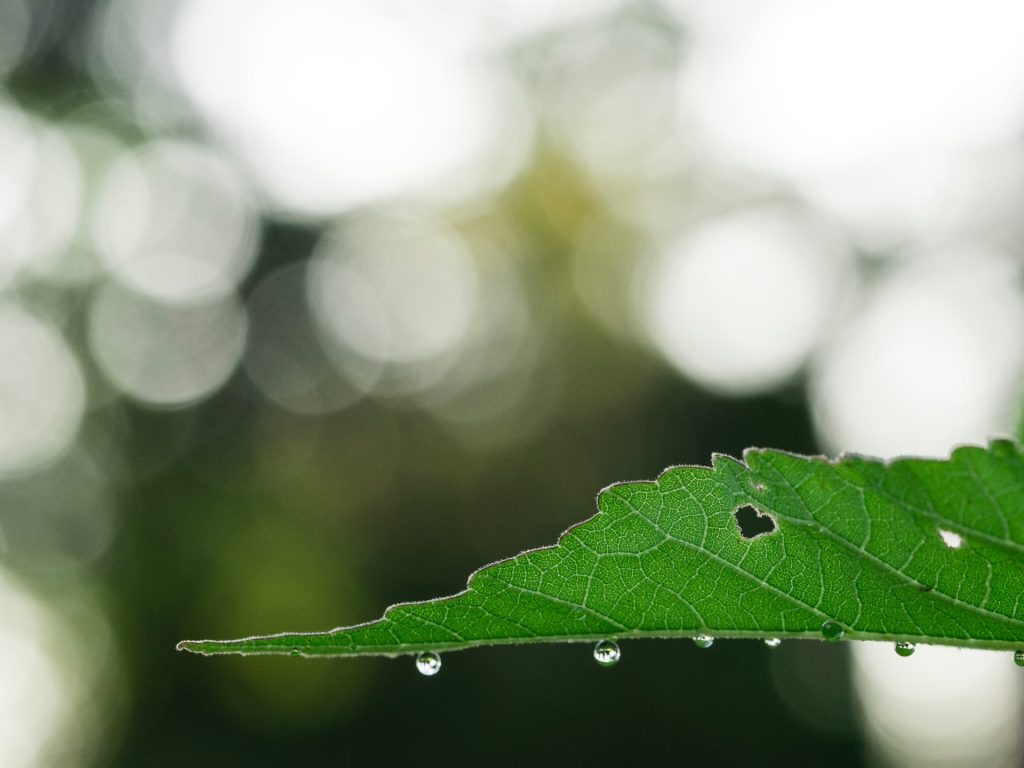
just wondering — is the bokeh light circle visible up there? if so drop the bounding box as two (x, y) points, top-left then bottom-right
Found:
(88, 282), (248, 408)
(541, 22), (679, 180)
(308, 214), (478, 370)
(811, 254), (1024, 457)
(0, 569), (77, 768)
(853, 643), (1022, 768)
(92, 139), (258, 305)
(642, 207), (847, 394)
(0, 105), (82, 291)
(0, 303), (85, 478)
(676, 0), (1024, 249)
(172, 0), (506, 215)
(679, 0), (1024, 177)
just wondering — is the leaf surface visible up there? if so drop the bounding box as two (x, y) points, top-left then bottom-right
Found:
(179, 441), (1024, 657)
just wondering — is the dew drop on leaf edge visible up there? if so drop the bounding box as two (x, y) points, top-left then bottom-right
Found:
(416, 651), (442, 676)
(593, 639), (621, 667)
(693, 635), (714, 649)
(894, 642), (915, 657)
(764, 638), (781, 648)
(820, 621), (845, 642)
(1015, 650), (1024, 667)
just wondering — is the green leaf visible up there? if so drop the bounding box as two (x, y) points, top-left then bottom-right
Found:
(178, 441), (1024, 658)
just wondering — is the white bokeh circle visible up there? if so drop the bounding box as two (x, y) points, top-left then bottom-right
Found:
(811, 254), (1024, 457)
(92, 139), (257, 305)
(308, 214), (478, 368)
(0, 303), (85, 478)
(172, 0), (508, 215)
(0, 105), (83, 291)
(88, 283), (248, 407)
(643, 207), (847, 394)
(679, 0), (1024, 177)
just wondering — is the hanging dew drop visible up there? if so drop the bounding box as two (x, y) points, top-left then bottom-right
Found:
(593, 639), (621, 667)
(290, 648), (300, 657)
(764, 638), (782, 648)
(415, 651), (442, 676)
(1014, 650), (1024, 667)
(693, 635), (714, 649)
(894, 642), (916, 657)
(820, 621), (845, 642)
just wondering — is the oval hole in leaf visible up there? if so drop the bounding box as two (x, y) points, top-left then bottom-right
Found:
(734, 504), (777, 539)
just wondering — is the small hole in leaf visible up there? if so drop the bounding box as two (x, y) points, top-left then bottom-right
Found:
(938, 529), (963, 549)
(734, 505), (777, 539)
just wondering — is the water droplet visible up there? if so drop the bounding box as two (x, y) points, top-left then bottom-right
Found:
(693, 635), (714, 649)
(764, 637), (782, 648)
(1014, 650), (1024, 667)
(593, 639), (621, 667)
(820, 621), (845, 642)
(290, 648), (300, 657)
(894, 642), (916, 657)
(415, 651), (442, 676)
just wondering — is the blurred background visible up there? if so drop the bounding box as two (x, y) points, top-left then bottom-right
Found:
(2, 0), (1024, 765)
